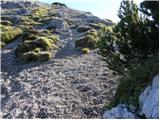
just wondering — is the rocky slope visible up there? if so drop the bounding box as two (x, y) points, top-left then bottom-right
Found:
(103, 75), (159, 119)
(1, 1), (119, 119)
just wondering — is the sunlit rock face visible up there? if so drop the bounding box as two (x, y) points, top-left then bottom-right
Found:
(103, 104), (138, 119)
(139, 75), (159, 119)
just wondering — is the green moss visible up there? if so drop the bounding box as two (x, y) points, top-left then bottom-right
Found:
(34, 48), (41, 53)
(82, 48), (90, 54)
(20, 16), (42, 29)
(1, 16), (15, 24)
(1, 21), (12, 26)
(48, 35), (59, 44)
(84, 29), (98, 37)
(32, 8), (48, 19)
(27, 34), (38, 41)
(15, 41), (35, 57)
(16, 30), (59, 63)
(75, 33), (98, 49)
(0, 41), (6, 48)
(1, 25), (22, 44)
(35, 37), (57, 50)
(75, 29), (98, 49)
(18, 51), (38, 63)
(37, 51), (51, 62)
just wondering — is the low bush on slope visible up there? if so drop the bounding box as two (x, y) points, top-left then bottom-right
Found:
(75, 29), (99, 49)
(31, 7), (49, 21)
(20, 16), (43, 29)
(0, 24), (22, 47)
(107, 55), (158, 109)
(82, 48), (90, 54)
(52, 2), (67, 7)
(15, 30), (59, 63)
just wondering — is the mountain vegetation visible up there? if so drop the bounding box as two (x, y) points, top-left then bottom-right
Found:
(98, 0), (159, 110)
(1, 0), (159, 119)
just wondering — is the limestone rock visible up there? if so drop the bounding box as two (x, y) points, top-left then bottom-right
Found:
(139, 75), (159, 119)
(103, 104), (138, 119)
(44, 17), (68, 30)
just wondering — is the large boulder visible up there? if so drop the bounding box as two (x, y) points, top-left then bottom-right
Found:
(139, 75), (159, 119)
(44, 17), (68, 30)
(103, 104), (138, 119)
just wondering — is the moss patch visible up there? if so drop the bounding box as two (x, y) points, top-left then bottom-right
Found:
(82, 48), (90, 54)
(1, 25), (22, 44)
(75, 30), (98, 49)
(32, 7), (48, 20)
(0, 41), (6, 48)
(1, 21), (12, 26)
(20, 16), (42, 29)
(18, 51), (38, 63)
(37, 51), (51, 62)
(15, 30), (59, 63)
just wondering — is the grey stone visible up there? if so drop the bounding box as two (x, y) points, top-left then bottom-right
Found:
(45, 17), (68, 29)
(139, 75), (159, 119)
(103, 104), (138, 119)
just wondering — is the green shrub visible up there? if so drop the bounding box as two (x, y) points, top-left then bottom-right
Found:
(35, 37), (57, 50)
(82, 48), (90, 54)
(32, 8), (48, 19)
(75, 35), (97, 49)
(0, 41), (6, 48)
(107, 55), (159, 109)
(15, 41), (35, 57)
(98, 0), (159, 112)
(75, 30), (98, 49)
(18, 51), (38, 63)
(1, 21), (12, 26)
(48, 35), (59, 43)
(34, 48), (41, 53)
(37, 51), (51, 62)
(15, 30), (59, 63)
(1, 16), (15, 24)
(52, 2), (67, 7)
(1, 25), (22, 44)
(20, 16), (42, 29)
(84, 29), (98, 37)
(97, 26), (125, 73)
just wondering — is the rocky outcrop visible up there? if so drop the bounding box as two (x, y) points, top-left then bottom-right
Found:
(44, 17), (69, 29)
(103, 75), (159, 119)
(139, 75), (159, 119)
(103, 104), (138, 119)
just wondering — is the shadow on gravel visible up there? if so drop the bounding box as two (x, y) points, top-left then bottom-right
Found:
(54, 42), (83, 59)
(1, 47), (54, 77)
(1, 45), (82, 77)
